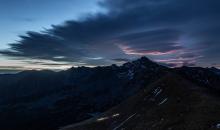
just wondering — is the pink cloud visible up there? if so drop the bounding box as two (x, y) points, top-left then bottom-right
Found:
(155, 56), (203, 67)
(118, 44), (179, 56)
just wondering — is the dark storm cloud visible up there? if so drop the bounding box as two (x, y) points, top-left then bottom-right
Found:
(1, 0), (220, 67)
(0, 31), (88, 62)
(115, 29), (183, 55)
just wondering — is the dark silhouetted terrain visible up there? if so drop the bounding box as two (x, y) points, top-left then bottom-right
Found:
(0, 57), (220, 130)
(61, 73), (220, 130)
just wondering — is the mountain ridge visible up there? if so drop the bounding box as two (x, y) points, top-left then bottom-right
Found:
(60, 73), (220, 130)
(0, 57), (220, 130)
(0, 57), (168, 130)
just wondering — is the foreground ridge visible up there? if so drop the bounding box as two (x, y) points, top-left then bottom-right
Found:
(61, 73), (220, 130)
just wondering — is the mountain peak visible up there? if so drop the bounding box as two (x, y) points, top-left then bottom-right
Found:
(140, 56), (151, 61)
(131, 56), (158, 66)
(134, 56), (151, 63)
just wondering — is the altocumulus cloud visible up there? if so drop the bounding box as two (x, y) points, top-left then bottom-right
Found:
(1, 0), (220, 67)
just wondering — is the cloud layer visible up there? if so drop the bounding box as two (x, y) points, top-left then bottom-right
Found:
(1, 0), (220, 67)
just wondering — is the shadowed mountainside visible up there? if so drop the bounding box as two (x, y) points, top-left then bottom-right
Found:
(0, 57), (220, 130)
(61, 73), (220, 130)
(0, 57), (168, 130)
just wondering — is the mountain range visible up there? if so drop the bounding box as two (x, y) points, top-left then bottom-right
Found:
(0, 57), (220, 130)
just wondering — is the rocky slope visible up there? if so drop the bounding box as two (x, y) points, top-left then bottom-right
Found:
(61, 73), (220, 130)
(0, 57), (168, 130)
(0, 57), (220, 130)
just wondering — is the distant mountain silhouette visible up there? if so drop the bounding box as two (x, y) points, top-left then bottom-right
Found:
(0, 57), (220, 130)
(209, 67), (220, 75)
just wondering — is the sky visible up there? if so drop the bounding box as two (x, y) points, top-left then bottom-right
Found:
(0, 0), (220, 71)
